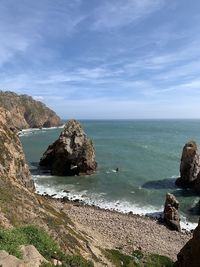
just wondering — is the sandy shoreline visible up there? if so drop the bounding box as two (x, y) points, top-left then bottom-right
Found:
(48, 196), (193, 261)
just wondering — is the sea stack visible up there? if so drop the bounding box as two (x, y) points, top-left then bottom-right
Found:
(176, 141), (200, 188)
(39, 120), (97, 176)
(174, 218), (200, 267)
(164, 193), (181, 231)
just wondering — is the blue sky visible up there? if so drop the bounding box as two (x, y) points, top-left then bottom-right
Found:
(0, 0), (200, 119)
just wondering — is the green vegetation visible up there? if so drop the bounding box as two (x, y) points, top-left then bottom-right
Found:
(0, 225), (93, 267)
(104, 249), (174, 267)
(145, 254), (174, 267)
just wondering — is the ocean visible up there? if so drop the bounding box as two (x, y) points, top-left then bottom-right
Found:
(20, 120), (200, 229)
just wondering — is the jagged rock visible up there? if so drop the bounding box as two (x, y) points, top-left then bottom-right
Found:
(0, 91), (61, 129)
(39, 120), (97, 176)
(164, 193), (181, 231)
(174, 218), (200, 267)
(176, 141), (200, 188)
(0, 107), (35, 191)
(21, 245), (48, 267)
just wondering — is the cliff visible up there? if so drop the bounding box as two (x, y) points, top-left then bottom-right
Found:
(175, 219), (200, 267)
(0, 107), (34, 190)
(0, 91), (62, 129)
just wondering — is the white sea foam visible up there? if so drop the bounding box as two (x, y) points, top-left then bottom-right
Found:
(180, 216), (198, 231)
(18, 124), (65, 137)
(33, 176), (198, 231)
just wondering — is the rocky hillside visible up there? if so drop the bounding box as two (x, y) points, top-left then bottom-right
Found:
(0, 91), (61, 129)
(0, 107), (110, 266)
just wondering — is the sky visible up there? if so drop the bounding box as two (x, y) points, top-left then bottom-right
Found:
(0, 0), (200, 119)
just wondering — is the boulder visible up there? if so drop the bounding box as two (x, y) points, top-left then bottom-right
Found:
(174, 218), (200, 267)
(39, 120), (97, 176)
(21, 245), (48, 267)
(164, 193), (181, 231)
(0, 245), (48, 267)
(0, 250), (26, 267)
(176, 141), (200, 188)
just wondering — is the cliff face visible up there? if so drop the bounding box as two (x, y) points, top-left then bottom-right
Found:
(175, 219), (200, 267)
(0, 91), (62, 129)
(0, 107), (35, 190)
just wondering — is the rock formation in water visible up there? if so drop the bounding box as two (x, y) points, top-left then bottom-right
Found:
(0, 107), (35, 190)
(174, 218), (200, 267)
(0, 91), (62, 129)
(175, 141), (200, 193)
(164, 193), (181, 231)
(39, 119), (97, 176)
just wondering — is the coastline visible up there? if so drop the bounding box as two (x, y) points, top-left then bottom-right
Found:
(44, 193), (192, 262)
(34, 178), (198, 232)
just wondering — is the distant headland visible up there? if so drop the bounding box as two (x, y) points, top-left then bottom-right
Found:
(0, 90), (62, 130)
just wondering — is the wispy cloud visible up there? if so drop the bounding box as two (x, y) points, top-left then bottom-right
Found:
(92, 0), (165, 30)
(0, 0), (84, 66)
(0, 1), (200, 118)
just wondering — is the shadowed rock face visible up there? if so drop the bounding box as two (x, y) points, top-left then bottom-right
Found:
(39, 120), (97, 176)
(174, 219), (200, 267)
(176, 141), (200, 188)
(0, 107), (35, 191)
(0, 91), (62, 129)
(164, 193), (181, 232)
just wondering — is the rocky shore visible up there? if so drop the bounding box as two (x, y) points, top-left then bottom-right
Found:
(0, 103), (199, 265)
(46, 195), (192, 262)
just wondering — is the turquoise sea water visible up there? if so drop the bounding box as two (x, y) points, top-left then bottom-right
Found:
(20, 120), (200, 228)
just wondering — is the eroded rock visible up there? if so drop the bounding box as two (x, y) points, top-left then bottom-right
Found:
(176, 141), (200, 188)
(174, 218), (200, 267)
(39, 120), (97, 176)
(164, 193), (181, 231)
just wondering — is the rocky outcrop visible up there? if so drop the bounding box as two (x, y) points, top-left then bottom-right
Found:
(0, 250), (25, 267)
(174, 218), (200, 267)
(0, 91), (61, 129)
(164, 193), (181, 231)
(0, 107), (35, 190)
(39, 120), (97, 175)
(0, 245), (48, 267)
(21, 245), (48, 266)
(176, 141), (200, 188)
(175, 141), (200, 193)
